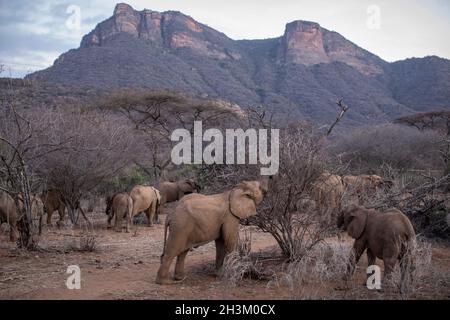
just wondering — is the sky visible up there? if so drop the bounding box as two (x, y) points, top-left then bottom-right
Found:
(0, 0), (449, 78)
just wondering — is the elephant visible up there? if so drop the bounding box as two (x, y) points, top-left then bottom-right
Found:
(343, 174), (393, 193)
(107, 192), (133, 232)
(129, 185), (161, 226)
(342, 175), (393, 204)
(16, 193), (44, 218)
(0, 191), (19, 242)
(157, 179), (199, 207)
(41, 189), (66, 226)
(156, 179), (268, 285)
(337, 204), (416, 291)
(311, 171), (344, 214)
(105, 193), (119, 228)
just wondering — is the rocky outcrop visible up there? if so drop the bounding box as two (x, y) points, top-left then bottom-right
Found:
(81, 3), (235, 60)
(279, 20), (383, 74)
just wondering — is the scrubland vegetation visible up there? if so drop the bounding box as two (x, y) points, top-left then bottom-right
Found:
(0, 76), (449, 299)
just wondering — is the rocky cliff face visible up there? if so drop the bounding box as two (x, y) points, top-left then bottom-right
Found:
(278, 20), (383, 75)
(28, 3), (450, 126)
(81, 3), (237, 60)
(81, 3), (380, 71)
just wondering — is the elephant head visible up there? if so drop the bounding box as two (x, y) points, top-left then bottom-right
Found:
(337, 204), (368, 239)
(176, 179), (199, 199)
(229, 180), (265, 219)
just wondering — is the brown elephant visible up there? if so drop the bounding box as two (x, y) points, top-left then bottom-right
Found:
(156, 180), (268, 285)
(108, 192), (133, 232)
(0, 191), (19, 242)
(337, 204), (415, 291)
(157, 179), (199, 207)
(105, 192), (120, 228)
(342, 174), (392, 195)
(41, 189), (66, 226)
(130, 185), (161, 226)
(311, 171), (344, 214)
(16, 193), (44, 218)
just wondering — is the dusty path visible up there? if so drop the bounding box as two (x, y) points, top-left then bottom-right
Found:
(1, 212), (449, 300)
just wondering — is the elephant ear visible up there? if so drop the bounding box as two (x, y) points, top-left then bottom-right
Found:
(346, 208), (368, 239)
(229, 183), (257, 219)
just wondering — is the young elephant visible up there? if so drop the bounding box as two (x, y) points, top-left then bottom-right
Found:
(0, 191), (19, 242)
(337, 204), (415, 290)
(156, 180), (268, 285)
(109, 193), (133, 232)
(130, 185), (161, 226)
(41, 189), (66, 226)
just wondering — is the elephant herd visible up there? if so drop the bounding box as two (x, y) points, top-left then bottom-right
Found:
(310, 172), (393, 213)
(105, 179), (199, 232)
(0, 173), (416, 289)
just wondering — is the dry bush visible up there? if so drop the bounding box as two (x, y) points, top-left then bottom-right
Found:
(268, 242), (351, 299)
(78, 234), (97, 252)
(60, 233), (97, 253)
(218, 229), (265, 287)
(329, 124), (443, 173)
(382, 238), (435, 298)
(250, 124), (333, 260)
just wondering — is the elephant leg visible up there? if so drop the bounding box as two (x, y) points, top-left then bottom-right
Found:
(154, 205), (160, 224)
(346, 241), (366, 279)
(46, 207), (53, 225)
(223, 232), (238, 264)
(156, 234), (188, 285)
(365, 248), (377, 285)
(57, 207), (65, 227)
(125, 213), (131, 233)
(156, 254), (176, 284)
(367, 248), (376, 266)
(174, 250), (189, 281)
(150, 202), (157, 226)
(383, 256), (397, 279)
(146, 207), (153, 227)
(107, 214), (113, 229)
(114, 211), (123, 232)
(215, 238), (226, 270)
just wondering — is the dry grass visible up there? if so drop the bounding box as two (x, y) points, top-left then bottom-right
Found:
(267, 241), (351, 299)
(218, 229), (266, 287)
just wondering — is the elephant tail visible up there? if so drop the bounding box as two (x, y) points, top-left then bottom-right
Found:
(128, 196), (133, 219)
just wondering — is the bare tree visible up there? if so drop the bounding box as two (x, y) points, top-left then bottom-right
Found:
(100, 90), (242, 179)
(36, 108), (136, 224)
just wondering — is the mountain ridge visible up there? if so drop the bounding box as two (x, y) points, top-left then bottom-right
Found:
(27, 3), (450, 126)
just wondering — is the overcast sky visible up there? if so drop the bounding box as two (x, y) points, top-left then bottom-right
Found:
(1, 0), (449, 78)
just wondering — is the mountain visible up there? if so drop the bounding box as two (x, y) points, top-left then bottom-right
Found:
(27, 3), (450, 126)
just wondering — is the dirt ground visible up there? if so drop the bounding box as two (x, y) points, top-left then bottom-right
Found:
(1, 209), (449, 300)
